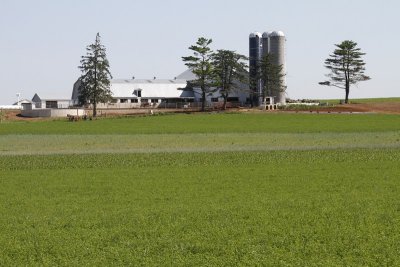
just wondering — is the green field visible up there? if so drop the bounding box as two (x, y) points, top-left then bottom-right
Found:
(1, 113), (400, 265)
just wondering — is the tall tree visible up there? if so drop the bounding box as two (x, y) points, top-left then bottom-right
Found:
(78, 33), (113, 117)
(259, 53), (285, 104)
(320, 40), (370, 104)
(182, 37), (214, 111)
(211, 50), (248, 110)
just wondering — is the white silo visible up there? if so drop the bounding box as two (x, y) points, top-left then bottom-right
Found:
(261, 31), (272, 56)
(268, 31), (286, 104)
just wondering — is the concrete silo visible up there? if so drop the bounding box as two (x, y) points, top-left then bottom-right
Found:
(261, 31), (272, 56)
(249, 32), (262, 106)
(260, 31), (271, 103)
(268, 31), (286, 104)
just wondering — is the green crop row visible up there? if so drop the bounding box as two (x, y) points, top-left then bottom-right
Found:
(1, 113), (400, 135)
(1, 149), (399, 171)
(1, 131), (400, 156)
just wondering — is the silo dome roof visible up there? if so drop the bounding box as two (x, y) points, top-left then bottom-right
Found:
(262, 31), (272, 38)
(249, 32), (262, 38)
(269, 31), (285, 37)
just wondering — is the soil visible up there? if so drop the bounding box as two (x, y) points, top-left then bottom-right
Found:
(292, 102), (400, 114)
(1, 111), (48, 122)
(341, 102), (400, 114)
(2, 102), (400, 122)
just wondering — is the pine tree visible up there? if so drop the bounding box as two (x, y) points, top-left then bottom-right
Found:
(211, 50), (248, 110)
(78, 33), (113, 117)
(259, 53), (285, 104)
(321, 40), (370, 104)
(182, 37), (214, 111)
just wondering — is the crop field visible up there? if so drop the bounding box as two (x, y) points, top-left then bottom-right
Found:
(1, 113), (400, 265)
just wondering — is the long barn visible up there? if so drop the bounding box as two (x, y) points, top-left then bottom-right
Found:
(72, 78), (193, 108)
(71, 70), (249, 108)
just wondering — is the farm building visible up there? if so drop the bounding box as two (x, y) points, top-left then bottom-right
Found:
(13, 99), (33, 110)
(32, 94), (73, 109)
(72, 70), (249, 108)
(176, 69), (249, 105)
(72, 77), (193, 108)
(19, 94), (84, 117)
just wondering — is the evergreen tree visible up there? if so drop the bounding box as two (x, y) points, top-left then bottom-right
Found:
(78, 33), (113, 117)
(182, 37), (214, 111)
(211, 50), (248, 110)
(259, 53), (285, 104)
(320, 40), (370, 104)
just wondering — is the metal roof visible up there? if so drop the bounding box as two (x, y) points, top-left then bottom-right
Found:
(110, 79), (193, 98)
(249, 32), (262, 38)
(175, 69), (197, 81)
(262, 31), (272, 38)
(112, 79), (187, 84)
(269, 31), (285, 37)
(32, 93), (71, 102)
(13, 99), (32, 105)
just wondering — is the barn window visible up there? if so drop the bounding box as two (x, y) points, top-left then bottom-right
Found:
(227, 97), (239, 102)
(46, 101), (58, 109)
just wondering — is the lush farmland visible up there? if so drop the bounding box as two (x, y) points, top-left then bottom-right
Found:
(1, 113), (400, 265)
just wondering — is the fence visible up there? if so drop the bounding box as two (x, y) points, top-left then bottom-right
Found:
(82, 101), (247, 111)
(21, 108), (86, 118)
(158, 101), (243, 109)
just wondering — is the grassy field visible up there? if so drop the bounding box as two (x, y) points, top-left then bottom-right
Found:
(1, 113), (400, 265)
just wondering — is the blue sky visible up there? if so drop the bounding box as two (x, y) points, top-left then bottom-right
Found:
(0, 0), (399, 104)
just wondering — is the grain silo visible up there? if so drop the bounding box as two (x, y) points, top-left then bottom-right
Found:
(268, 31), (286, 104)
(249, 32), (262, 106)
(261, 31), (272, 56)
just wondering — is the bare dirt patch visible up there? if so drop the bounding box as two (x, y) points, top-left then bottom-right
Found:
(1, 110), (47, 121)
(343, 102), (400, 114)
(276, 102), (400, 114)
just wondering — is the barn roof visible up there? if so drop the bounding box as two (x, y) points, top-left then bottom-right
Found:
(110, 79), (193, 98)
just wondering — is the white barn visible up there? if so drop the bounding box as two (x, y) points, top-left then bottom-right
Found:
(72, 78), (194, 108)
(71, 70), (250, 108)
(32, 94), (73, 109)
